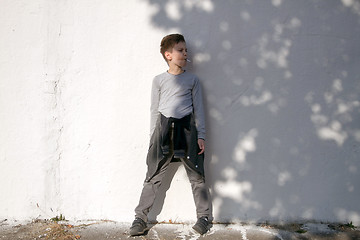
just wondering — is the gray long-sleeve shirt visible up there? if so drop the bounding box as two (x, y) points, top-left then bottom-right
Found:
(150, 71), (206, 140)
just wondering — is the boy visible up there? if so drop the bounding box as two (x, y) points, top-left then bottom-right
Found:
(130, 34), (212, 236)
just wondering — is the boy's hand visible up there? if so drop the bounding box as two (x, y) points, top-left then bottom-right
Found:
(198, 139), (205, 155)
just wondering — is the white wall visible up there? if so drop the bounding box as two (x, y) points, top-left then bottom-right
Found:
(1, 0), (359, 225)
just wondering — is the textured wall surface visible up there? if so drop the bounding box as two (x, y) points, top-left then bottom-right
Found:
(1, 0), (359, 224)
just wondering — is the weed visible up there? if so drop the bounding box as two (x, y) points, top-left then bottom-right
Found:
(295, 229), (307, 234)
(340, 221), (356, 230)
(51, 214), (66, 222)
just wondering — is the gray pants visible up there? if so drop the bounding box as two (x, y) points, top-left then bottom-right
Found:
(134, 156), (211, 222)
(135, 123), (211, 222)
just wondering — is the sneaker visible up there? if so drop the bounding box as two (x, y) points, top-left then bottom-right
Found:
(129, 217), (147, 236)
(192, 216), (210, 235)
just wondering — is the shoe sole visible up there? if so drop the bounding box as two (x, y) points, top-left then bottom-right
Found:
(192, 225), (207, 235)
(130, 230), (146, 236)
(130, 228), (148, 236)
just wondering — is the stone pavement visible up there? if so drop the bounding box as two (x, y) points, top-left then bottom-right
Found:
(1, 219), (359, 240)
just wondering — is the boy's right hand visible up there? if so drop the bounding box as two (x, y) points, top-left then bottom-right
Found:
(198, 139), (205, 155)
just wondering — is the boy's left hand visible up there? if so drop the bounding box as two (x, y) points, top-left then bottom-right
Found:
(198, 139), (205, 155)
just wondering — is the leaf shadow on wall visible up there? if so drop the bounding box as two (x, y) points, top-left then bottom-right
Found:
(143, 0), (360, 224)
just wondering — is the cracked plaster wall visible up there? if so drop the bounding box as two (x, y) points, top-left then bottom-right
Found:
(0, 0), (359, 225)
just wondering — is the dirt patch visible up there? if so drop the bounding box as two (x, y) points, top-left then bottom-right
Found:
(259, 222), (308, 233)
(0, 219), (81, 240)
(258, 221), (360, 237)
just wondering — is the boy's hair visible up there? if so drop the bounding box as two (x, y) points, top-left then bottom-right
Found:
(160, 34), (186, 61)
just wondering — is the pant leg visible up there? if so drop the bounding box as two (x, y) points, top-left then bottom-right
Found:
(134, 157), (172, 222)
(182, 159), (211, 220)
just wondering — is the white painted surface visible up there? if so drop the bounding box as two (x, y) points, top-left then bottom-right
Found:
(0, 0), (359, 225)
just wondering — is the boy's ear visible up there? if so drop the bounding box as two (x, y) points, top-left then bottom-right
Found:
(165, 51), (172, 61)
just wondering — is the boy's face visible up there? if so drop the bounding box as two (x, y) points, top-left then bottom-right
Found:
(165, 41), (188, 68)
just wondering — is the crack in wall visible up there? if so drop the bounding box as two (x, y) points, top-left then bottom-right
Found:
(44, 71), (65, 217)
(42, 0), (74, 218)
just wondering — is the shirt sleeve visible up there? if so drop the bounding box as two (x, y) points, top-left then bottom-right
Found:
(192, 77), (206, 140)
(150, 77), (160, 136)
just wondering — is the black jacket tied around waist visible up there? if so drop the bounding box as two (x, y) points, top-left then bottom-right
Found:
(145, 113), (205, 182)
(160, 114), (191, 159)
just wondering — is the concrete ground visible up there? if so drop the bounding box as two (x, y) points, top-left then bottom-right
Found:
(1, 219), (359, 240)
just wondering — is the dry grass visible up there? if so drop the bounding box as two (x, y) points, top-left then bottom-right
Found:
(38, 222), (80, 240)
(1, 220), (82, 240)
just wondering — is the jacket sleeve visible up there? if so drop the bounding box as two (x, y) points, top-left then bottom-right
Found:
(192, 76), (206, 140)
